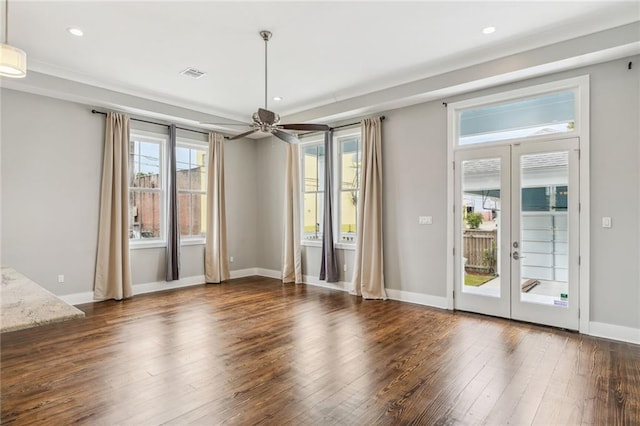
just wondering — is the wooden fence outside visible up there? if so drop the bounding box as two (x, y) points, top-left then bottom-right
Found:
(463, 229), (497, 273)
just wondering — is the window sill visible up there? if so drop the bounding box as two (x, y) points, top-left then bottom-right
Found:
(181, 239), (205, 246)
(129, 241), (166, 250)
(335, 242), (356, 251)
(300, 240), (356, 251)
(301, 240), (322, 248)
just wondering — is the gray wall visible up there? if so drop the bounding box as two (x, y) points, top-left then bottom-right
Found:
(442, 57), (640, 329)
(2, 56), (638, 331)
(1, 90), (104, 294)
(255, 56), (640, 330)
(255, 136), (286, 270)
(1, 88), (258, 295)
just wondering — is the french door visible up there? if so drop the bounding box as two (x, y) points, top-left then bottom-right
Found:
(454, 138), (580, 330)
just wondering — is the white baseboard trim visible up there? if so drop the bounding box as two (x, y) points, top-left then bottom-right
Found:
(255, 268), (281, 279)
(385, 288), (449, 310)
(303, 274), (352, 293)
(59, 275), (207, 305)
(59, 291), (95, 306)
(60, 269), (261, 306)
(62, 270), (637, 346)
(134, 275), (206, 296)
(588, 321), (640, 345)
(299, 275), (449, 312)
(230, 268), (259, 279)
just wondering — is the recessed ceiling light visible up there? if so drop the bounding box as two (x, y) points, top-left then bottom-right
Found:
(482, 26), (496, 35)
(67, 27), (84, 37)
(273, 96), (283, 101)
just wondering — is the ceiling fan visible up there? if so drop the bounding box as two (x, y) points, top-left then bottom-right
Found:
(204, 31), (330, 143)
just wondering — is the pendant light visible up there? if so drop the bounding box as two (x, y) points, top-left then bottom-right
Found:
(0, 0), (27, 78)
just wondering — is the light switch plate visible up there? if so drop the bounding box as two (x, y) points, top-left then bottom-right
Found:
(602, 217), (612, 228)
(419, 216), (433, 225)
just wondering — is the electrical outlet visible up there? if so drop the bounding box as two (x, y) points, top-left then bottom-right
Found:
(230, 256), (234, 263)
(343, 264), (347, 272)
(602, 217), (612, 228)
(57, 275), (65, 283)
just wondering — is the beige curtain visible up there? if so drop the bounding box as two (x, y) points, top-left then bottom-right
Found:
(282, 143), (302, 283)
(205, 132), (230, 283)
(351, 117), (387, 299)
(94, 112), (133, 300)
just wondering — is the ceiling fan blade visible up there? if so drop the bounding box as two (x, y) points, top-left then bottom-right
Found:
(200, 122), (252, 126)
(272, 129), (299, 144)
(258, 108), (277, 124)
(279, 123), (330, 132)
(229, 129), (259, 140)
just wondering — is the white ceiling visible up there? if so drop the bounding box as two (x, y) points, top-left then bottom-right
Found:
(6, 1), (640, 126)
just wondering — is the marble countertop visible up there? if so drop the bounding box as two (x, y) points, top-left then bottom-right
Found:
(1, 266), (85, 333)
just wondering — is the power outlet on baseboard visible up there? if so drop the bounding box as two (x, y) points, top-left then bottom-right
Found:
(57, 275), (65, 283)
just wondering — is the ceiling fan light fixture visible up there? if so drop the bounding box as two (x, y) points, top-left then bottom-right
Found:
(0, 43), (27, 78)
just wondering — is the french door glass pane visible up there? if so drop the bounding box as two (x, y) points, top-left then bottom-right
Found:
(461, 158), (501, 297)
(519, 151), (569, 307)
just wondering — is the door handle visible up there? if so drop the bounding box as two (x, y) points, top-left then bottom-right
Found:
(512, 251), (525, 260)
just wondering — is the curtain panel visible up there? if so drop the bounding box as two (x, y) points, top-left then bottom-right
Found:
(282, 143), (303, 283)
(205, 132), (230, 283)
(320, 130), (339, 282)
(351, 117), (387, 299)
(94, 112), (133, 300)
(166, 124), (180, 281)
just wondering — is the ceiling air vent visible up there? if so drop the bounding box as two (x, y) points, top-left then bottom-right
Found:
(180, 67), (206, 79)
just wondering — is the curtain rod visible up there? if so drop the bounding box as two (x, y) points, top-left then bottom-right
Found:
(299, 115), (386, 138)
(333, 115), (385, 130)
(92, 109), (384, 140)
(91, 109), (230, 139)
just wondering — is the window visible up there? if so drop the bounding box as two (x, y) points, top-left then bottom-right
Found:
(299, 129), (361, 247)
(454, 83), (581, 148)
(338, 136), (361, 243)
(176, 141), (208, 241)
(302, 143), (325, 241)
(129, 133), (165, 243)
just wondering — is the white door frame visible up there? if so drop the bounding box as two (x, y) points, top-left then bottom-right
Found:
(453, 146), (511, 319)
(510, 138), (580, 330)
(445, 75), (590, 333)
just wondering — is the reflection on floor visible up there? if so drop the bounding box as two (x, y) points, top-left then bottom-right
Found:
(463, 275), (570, 307)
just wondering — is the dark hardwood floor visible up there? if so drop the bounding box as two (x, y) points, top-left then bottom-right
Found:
(1, 276), (639, 425)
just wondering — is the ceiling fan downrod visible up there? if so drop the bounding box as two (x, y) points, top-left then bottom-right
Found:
(260, 30), (272, 111)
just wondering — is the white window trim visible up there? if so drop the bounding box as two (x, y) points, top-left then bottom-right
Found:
(335, 128), (361, 250)
(176, 138), (209, 245)
(299, 127), (361, 251)
(129, 130), (168, 248)
(445, 75), (590, 334)
(451, 77), (587, 150)
(299, 136), (325, 247)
